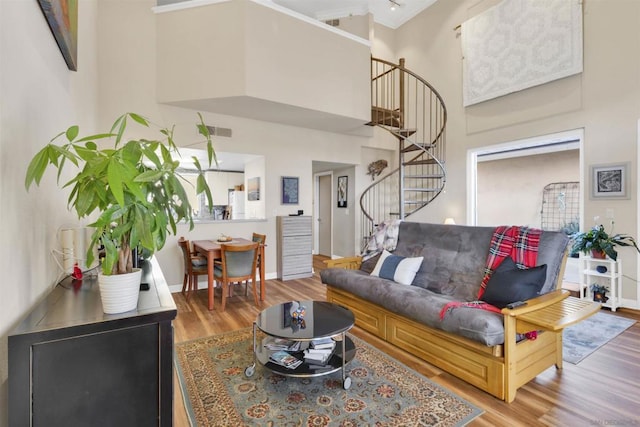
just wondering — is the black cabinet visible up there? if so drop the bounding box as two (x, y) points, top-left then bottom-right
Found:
(8, 258), (177, 426)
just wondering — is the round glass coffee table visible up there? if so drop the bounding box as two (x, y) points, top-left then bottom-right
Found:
(244, 300), (356, 389)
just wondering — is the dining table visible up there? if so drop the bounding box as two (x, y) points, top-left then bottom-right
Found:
(192, 238), (266, 310)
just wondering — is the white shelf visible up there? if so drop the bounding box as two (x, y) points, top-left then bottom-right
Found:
(579, 256), (621, 311)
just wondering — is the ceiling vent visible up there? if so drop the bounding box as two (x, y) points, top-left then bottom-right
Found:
(205, 125), (232, 138)
(324, 19), (340, 27)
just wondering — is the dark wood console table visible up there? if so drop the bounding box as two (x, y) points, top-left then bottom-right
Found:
(8, 257), (177, 427)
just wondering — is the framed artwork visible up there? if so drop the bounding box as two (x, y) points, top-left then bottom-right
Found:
(281, 176), (299, 204)
(37, 0), (78, 71)
(337, 176), (348, 208)
(590, 163), (628, 199)
(247, 177), (260, 201)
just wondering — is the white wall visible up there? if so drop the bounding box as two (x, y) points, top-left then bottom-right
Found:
(0, 1), (99, 424)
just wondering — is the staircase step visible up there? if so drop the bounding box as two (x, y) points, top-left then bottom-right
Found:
(404, 174), (445, 179)
(369, 106), (401, 127)
(394, 128), (417, 138)
(403, 159), (440, 166)
(404, 188), (440, 192)
(401, 143), (435, 153)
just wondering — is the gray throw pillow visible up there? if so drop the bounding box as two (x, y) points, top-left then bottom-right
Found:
(481, 257), (547, 308)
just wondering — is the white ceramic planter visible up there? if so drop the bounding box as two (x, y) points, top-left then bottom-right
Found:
(98, 268), (142, 314)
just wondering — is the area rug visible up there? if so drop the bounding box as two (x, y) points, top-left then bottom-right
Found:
(563, 311), (636, 364)
(175, 328), (483, 426)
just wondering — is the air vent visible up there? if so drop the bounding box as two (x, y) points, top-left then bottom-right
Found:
(324, 19), (340, 27)
(205, 125), (232, 138)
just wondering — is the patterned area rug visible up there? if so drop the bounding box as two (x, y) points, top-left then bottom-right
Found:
(563, 311), (636, 364)
(175, 328), (483, 426)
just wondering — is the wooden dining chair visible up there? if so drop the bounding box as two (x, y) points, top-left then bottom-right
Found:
(178, 237), (209, 301)
(252, 232), (267, 298)
(214, 242), (260, 311)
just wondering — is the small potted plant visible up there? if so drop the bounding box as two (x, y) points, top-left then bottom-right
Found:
(590, 283), (609, 303)
(571, 223), (640, 261)
(25, 112), (216, 313)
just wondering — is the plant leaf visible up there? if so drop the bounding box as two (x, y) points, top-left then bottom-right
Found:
(25, 147), (50, 189)
(66, 125), (79, 142)
(107, 157), (125, 206)
(129, 113), (149, 127)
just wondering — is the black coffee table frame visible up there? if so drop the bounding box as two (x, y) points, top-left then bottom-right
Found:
(244, 301), (356, 389)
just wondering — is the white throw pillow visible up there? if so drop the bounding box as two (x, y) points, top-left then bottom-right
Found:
(370, 250), (423, 285)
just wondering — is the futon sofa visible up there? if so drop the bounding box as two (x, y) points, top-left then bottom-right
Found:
(321, 222), (599, 402)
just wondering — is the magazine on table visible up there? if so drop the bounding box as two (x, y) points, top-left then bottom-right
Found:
(264, 337), (302, 352)
(269, 350), (303, 369)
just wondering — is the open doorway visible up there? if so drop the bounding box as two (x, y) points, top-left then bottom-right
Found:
(314, 172), (333, 257)
(467, 129), (584, 228)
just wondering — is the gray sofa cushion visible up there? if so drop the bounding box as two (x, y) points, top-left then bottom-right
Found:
(320, 268), (505, 346)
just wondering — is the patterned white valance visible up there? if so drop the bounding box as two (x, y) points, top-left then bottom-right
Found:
(462, 0), (583, 107)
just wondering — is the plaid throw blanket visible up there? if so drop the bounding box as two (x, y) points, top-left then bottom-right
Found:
(361, 220), (402, 262)
(439, 225), (542, 321)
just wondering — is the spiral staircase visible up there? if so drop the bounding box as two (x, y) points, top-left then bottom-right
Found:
(360, 57), (448, 246)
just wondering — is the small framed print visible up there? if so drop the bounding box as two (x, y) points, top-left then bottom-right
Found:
(281, 176), (299, 205)
(590, 163), (629, 199)
(337, 176), (348, 208)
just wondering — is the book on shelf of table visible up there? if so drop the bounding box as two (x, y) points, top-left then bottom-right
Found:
(269, 350), (303, 369)
(310, 337), (336, 350)
(303, 347), (335, 365)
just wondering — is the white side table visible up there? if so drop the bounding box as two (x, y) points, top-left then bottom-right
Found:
(579, 256), (621, 311)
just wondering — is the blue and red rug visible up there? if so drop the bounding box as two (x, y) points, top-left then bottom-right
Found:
(175, 328), (483, 426)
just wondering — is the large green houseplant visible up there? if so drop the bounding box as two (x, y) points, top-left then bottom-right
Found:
(571, 223), (640, 261)
(25, 112), (215, 311)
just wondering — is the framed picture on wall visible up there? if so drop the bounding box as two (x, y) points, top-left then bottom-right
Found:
(37, 0), (78, 71)
(337, 176), (348, 208)
(590, 163), (628, 199)
(281, 176), (299, 204)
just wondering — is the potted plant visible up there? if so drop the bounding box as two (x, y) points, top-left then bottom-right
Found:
(571, 223), (640, 261)
(590, 283), (609, 303)
(25, 112), (216, 313)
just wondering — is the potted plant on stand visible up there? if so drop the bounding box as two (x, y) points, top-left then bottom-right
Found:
(25, 112), (216, 313)
(571, 223), (640, 261)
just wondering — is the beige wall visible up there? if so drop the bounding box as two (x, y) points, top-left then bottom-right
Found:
(0, 1), (100, 424)
(477, 150), (580, 227)
(334, 13), (370, 40)
(396, 0), (640, 303)
(157, 0), (371, 122)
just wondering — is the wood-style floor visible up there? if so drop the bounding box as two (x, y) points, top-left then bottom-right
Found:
(172, 255), (640, 426)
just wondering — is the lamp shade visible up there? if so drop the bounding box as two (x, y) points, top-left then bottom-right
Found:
(443, 218), (456, 225)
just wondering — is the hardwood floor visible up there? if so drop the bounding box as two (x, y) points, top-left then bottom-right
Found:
(172, 255), (640, 426)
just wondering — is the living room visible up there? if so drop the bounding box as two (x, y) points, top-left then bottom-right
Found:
(2, 0), (640, 425)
